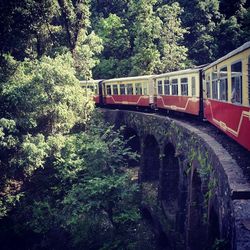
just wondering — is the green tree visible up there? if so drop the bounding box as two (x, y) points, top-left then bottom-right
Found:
(0, 53), (95, 219)
(178, 0), (221, 64)
(130, 0), (161, 75)
(0, 0), (102, 79)
(91, 0), (130, 19)
(156, 2), (188, 72)
(215, 0), (250, 57)
(93, 14), (131, 78)
(57, 0), (103, 79)
(2, 54), (93, 134)
(0, 0), (63, 60)
(214, 16), (243, 57)
(219, 0), (248, 18)
(3, 114), (140, 249)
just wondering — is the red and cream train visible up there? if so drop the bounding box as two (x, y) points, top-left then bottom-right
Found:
(81, 42), (250, 151)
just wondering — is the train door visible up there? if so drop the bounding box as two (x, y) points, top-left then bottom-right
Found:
(149, 77), (156, 108)
(98, 81), (103, 106)
(199, 70), (204, 118)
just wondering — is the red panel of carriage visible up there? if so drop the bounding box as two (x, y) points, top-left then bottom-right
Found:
(204, 99), (250, 150)
(156, 95), (200, 115)
(93, 95), (100, 104)
(104, 95), (150, 107)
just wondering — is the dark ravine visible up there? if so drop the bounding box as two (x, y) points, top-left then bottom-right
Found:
(102, 108), (250, 250)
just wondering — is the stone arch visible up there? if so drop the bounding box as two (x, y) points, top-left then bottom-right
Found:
(186, 161), (207, 250)
(208, 196), (221, 248)
(141, 135), (160, 181)
(123, 127), (141, 167)
(176, 163), (188, 235)
(160, 143), (180, 221)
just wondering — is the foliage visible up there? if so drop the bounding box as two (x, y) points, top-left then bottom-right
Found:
(94, 14), (131, 78)
(2, 0), (249, 77)
(0, 52), (95, 220)
(156, 2), (188, 72)
(1, 113), (140, 249)
(0, 0), (102, 80)
(57, 0), (103, 79)
(2, 53), (94, 134)
(0, 0), (60, 60)
(129, 0), (161, 75)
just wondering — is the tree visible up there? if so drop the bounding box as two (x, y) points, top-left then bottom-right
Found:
(1, 114), (140, 249)
(214, 16), (243, 57)
(0, 53), (95, 220)
(0, 0), (60, 60)
(129, 0), (161, 75)
(178, 0), (221, 64)
(93, 14), (131, 78)
(91, 0), (130, 19)
(2, 54), (93, 134)
(57, 0), (103, 79)
(156, 2), (188, 72)
(0, 0), (102, 80)
(219, 0), (248, 18)
(215, 0), (250, 57)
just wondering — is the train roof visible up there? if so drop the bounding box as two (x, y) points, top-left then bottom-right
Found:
(103, 75), (155, 83)
(203, 41), (250, 70)
(153, 67), (201, 79)
(79, 79), (102, 85)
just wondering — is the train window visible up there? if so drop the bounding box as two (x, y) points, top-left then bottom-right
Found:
(219, 66), (228, 101)
(88, 85), (94, 92)
(172, 79), (178, 95)
(181, 78), (188, 96)
(158, 80), (163, 95)
(212, 72), (218, 99)
(135, 83), (142, 95)
(164, 79), (170, 95)
(231, 61), (242, 104)
(143, 83), (148, 95)
(248, 57), (250, 105)
(191, 77), (196, 97)
(106, 85), (111, 95)
(120, 84), (126, 95)
(206, 74), (211, 98)
(94, 85), (98, 95)
(127, 84), (134, 95)
(113, 84), (118, 95)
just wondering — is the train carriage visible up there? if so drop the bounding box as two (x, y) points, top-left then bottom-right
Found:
(153, 68), (202, 116)
(80, 79), (102, 104)
(102, 75), (155, 107)
(80, 42), (250, 150)
(203, 42), (250, 150)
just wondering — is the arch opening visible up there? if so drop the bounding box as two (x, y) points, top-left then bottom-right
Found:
(208, 198), (221, 249)
(123, 127), (141, 167)
(187, 163), (207, 250)
(159, 143), (184, 246)
(160, 143), (180, 212)
(142, 135), (160, 182)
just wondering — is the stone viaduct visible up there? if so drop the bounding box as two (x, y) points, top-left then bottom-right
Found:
(102, 108), (250, 250)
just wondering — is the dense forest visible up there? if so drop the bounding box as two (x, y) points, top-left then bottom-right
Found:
(1, 0), (250, 79)
(0, 0), (249, 249)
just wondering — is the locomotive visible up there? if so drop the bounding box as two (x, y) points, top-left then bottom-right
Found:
(81, 42), (250, 151)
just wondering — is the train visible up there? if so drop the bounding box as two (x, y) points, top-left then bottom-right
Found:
(80, 42), (250, 151)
